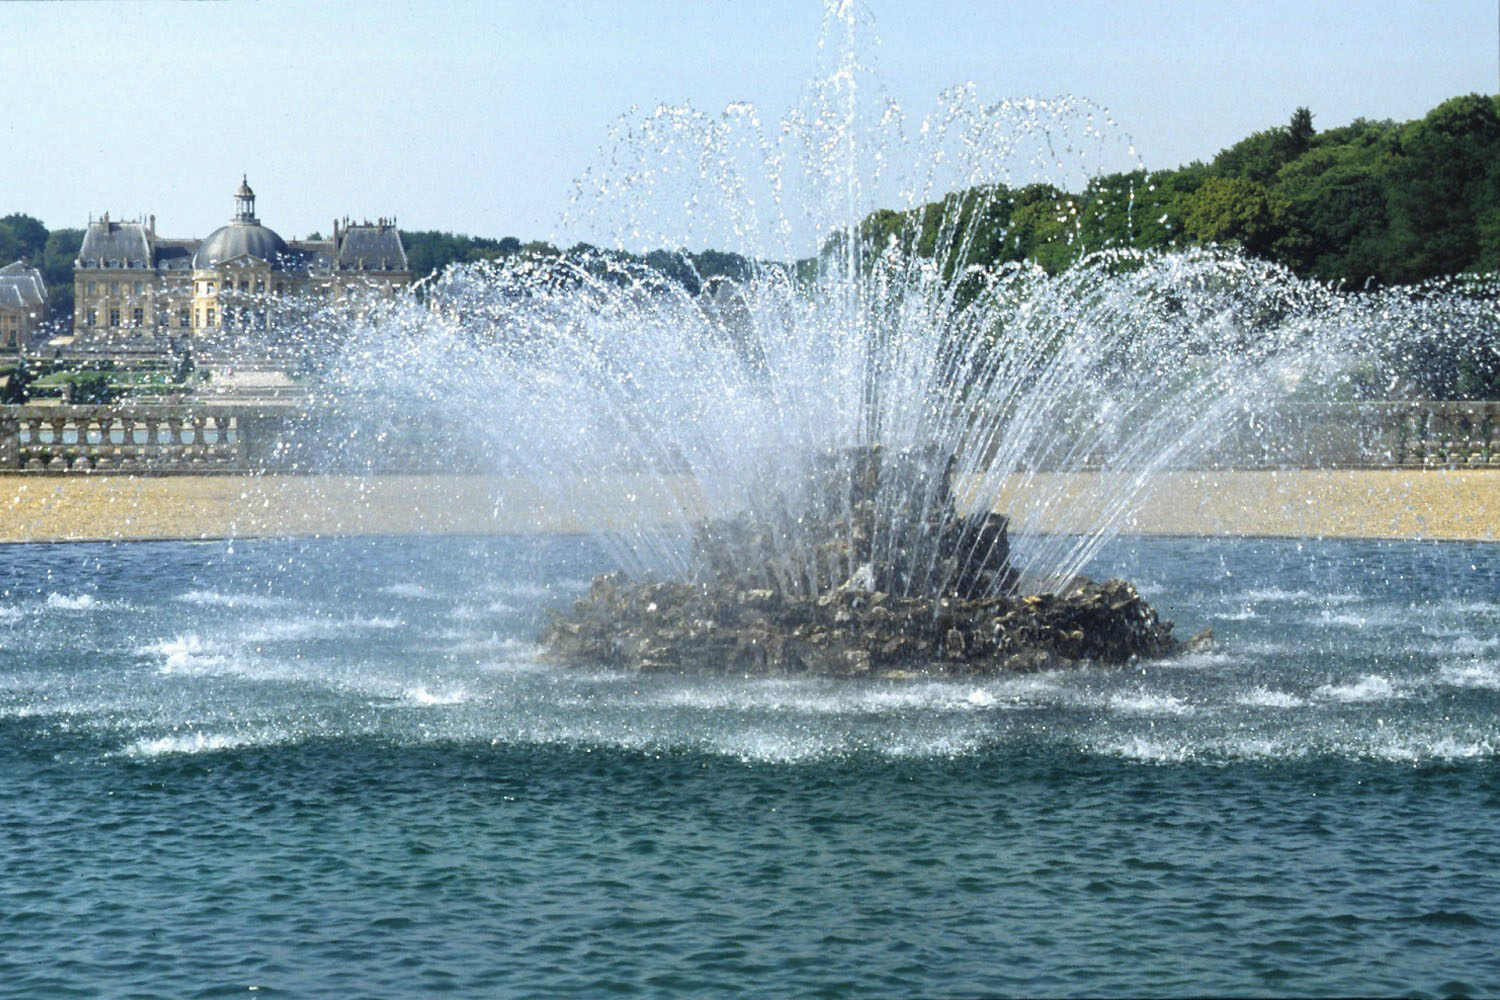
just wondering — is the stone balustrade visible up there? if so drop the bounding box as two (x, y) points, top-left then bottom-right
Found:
(0, 404), (296, 474)
(988, 400), (1500, 472)
(0, 400), (1497, 475)
(1217, 401), (1500, 470)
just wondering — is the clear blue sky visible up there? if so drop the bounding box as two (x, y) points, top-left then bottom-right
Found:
(4, 0), (1496, 249)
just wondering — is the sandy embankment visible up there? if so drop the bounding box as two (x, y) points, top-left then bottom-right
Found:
(0, 469), (1497, 544)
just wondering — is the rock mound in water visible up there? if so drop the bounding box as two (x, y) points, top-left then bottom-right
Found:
(542, 572), (1190, 676)
(540, 444), (1201, 676)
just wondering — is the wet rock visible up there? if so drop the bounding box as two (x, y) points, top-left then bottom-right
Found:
(539, 444), (1189, 677)
(541, 571), (1185, 677)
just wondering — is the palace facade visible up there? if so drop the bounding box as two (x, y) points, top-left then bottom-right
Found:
(72, 177), (411, 344)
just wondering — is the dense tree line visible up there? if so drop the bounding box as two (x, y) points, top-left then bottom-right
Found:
(856, 94), (1500, 288)
(399, 230), (751, 297)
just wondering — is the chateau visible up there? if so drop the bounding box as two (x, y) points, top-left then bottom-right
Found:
(0, 261), (47, 349)
(72, 178), (410, 344)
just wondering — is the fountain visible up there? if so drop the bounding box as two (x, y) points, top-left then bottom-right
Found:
(310, 7), (1493, 679)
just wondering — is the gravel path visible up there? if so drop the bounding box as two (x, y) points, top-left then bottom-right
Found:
(1, 469), (1496, 543)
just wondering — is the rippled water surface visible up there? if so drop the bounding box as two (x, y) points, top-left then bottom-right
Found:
(3, 534), (1499, 997)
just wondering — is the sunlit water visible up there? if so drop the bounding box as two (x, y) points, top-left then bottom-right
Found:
(3, 534), (1498, 996)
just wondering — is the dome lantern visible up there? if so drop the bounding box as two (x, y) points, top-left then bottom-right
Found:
(233, 175), (257, 224)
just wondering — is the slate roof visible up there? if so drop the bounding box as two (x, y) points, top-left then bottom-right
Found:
(0, 261), (46, 312)
(335, 225), (408, 271)
(154, 240), (198, 271)
(77, 220), (152, 268)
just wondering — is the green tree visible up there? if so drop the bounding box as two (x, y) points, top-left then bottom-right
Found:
(0, 214), (48, 260)
(1382, 95), (1500, 282)
(2, 359), (33, 404)
(41, 228), (83, 324)
(69, 371), (119, 405)
(1287, 107), (1315, 156)
(1179, 176), (1286, 255)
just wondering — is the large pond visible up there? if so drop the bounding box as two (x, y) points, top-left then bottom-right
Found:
(3, 534), (1497, 996)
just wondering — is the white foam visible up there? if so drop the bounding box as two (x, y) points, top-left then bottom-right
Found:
(883, 729), (987, 759)
(44, 593), (105, 611)
(239, 615), (403, 643)
(175, 590), (289, 609)
(476, 655), (549, 674)
(1092, 734), (1306, 763)
(1365, 735), (1496, 762)
(1163, 649), (1237, 670)
(1099, 735), (1194, 763)
(1431, 598), (1500, 616)
(1237, 686), (1306, 708)
(448, 633), (535, 655)
(122, 730), (276, 758)
(1241, 587), (1316, 603)
(382, 582), (436, 599)
(712, 729), (835, 764)
(1108, 691), (1191, 715)
(1437, 662), (1500, 690)
(1449, 635), (1500, 656)
(1234, 639), (1294, 657)
(1308, 610), (1372, 629)
(141, 634), (230, 675)
(1314, 674), (1404, 703)
(403, 686), (469, 706)
(651, 678), (1046, 716)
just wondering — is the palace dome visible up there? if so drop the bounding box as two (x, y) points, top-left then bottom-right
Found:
(193, 175), (292, 268)
(194, 221), (289, 268)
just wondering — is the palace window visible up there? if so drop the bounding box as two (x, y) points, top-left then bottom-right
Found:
(131, 308), (143, 327)
(207, 281), (216, 295)
(86, 309), (97, 327)
(206, 308), (216, 327)
(239, 280), (248, 292)
(108, 309), (120, 327)
(254, 279), (264, 293)
(179, 308), (190, 329)
(133, 281), (143, 295)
